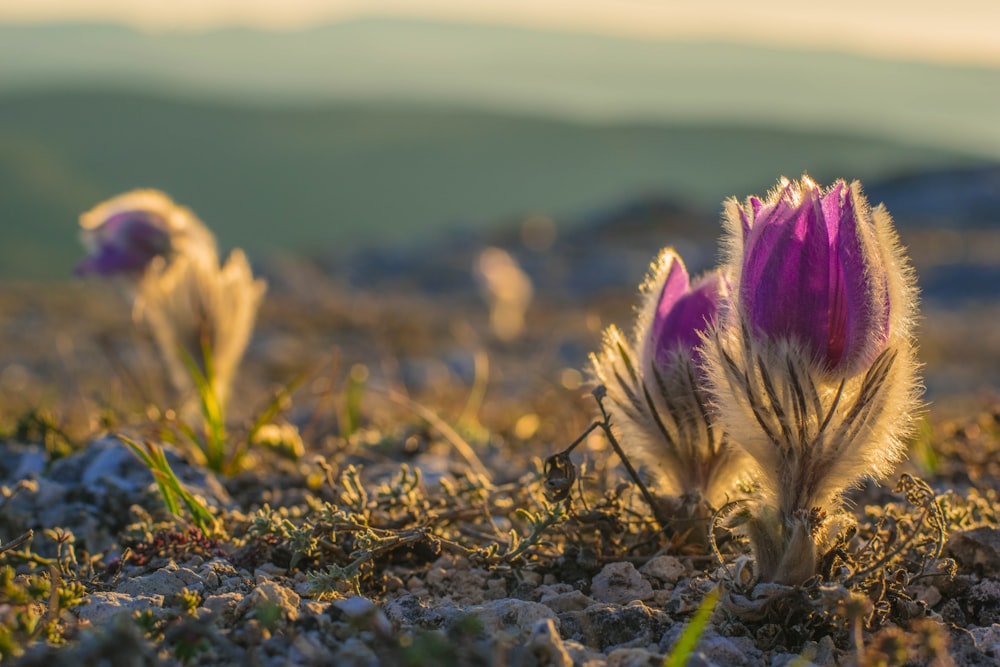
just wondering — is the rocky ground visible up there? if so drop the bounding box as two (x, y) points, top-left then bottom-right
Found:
(2, 210), (1000, 665)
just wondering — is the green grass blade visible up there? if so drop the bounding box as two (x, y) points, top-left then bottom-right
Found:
(177, 342), (227, 473)
(664, 587), (720, 667)
(118, 435), (217, 534)
(119, 435), (182, 516)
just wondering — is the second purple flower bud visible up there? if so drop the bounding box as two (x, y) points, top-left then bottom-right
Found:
(592, 248), (747, 520)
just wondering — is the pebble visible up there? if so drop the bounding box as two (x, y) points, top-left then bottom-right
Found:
(590, 562), (654, 605)
(540, 589), (596, 613)
(333, 596), (394, 636)
(970, 624), (1000, 658)
(606, 647), (662, 667)
(74, 592), (165, 625)
(115, 561), (205, 597)
(527, 618), (573, 667)
(640, 556), (688, 584)
(945, 527), (1000, 577)
(465, 598), (559, 643)
(235, 580), (301, 624)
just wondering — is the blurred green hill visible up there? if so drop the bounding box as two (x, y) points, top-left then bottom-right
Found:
(3, 19), (1000, 157)
(0, 90), (979, 281)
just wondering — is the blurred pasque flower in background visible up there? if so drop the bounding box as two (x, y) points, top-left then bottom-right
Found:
(76, 189), (265, 414)
(475, 246), (534, 342)
(592, 248), (747, 517)
(706, 175), (921, 585)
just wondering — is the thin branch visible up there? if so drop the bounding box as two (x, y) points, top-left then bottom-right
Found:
(594, 389), (671, 531)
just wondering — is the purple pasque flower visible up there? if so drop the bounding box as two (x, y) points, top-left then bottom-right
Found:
(592, 248), (746, 512)
(706, 174), (921, 585)
(642, 251), (723, 374)
(76, 189), (259, 416)
(75, 210), (171, 276)
(736, 176), (890, 375)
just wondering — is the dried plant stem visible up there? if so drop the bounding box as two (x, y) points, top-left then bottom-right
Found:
(384, 388), (492, 482)
(593, 387), (672, 530)
(545, 387), (672, 530)
(0, 530), (34, 556)
(708, 500), (748, 569)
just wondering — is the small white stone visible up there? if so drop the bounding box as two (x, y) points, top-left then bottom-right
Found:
(539, 589), (595, 613)
(640, 555), (688, 584)
(590, 562), (654, 605)
(74, 592), (165, 625)
(527, 618), (572, 667)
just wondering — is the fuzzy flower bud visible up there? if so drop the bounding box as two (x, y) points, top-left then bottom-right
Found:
(592, 248), (747, 511)
(706, 175), (921, 585)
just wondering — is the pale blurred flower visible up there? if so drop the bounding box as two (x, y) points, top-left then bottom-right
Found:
(137, 250), (266, 411)
(475, 246), (533, 342)
(706, 175), (921, 584)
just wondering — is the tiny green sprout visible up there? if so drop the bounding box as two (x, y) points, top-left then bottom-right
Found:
(375, 464), (425, 512)
(134, 609), (161, 639)
(43, 527), (78, 575)
(170, 622), (212, 664)
(489, 501), (568, 564)
(308, 561), (365, 599)
(910, 417), (939, 476)
(0, 563), (84, 658)
(0, 626), (20, 661)
(56, 580), (86, 611)
(286, 525), (319, 572)
(25, 575), (49, 601)
(254, 601), (283, 632)
(342, 363), (369, 438)
(177, 338), (229, 474)
(339, 465), (371, 517)
(248, 504), (286, 537)
(167, 587), (202, 616)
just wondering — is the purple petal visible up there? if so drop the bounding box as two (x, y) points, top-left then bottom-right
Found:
(648, 252), (691, 364)
(75, 244), (155, 276)
(742, 183), (837, 365)
(79, 211), (170, 277)
(827, 185), (890, 370)
(646, 253), (721, 370)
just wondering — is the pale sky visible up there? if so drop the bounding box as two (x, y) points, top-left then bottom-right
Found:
(3, 0), (1000, 67)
